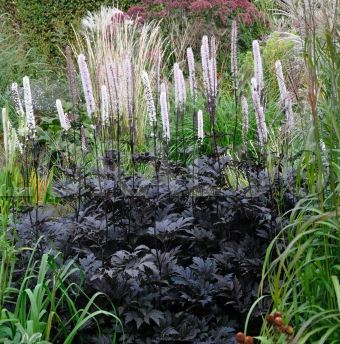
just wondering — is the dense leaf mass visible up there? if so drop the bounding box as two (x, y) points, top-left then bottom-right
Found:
(16, 155), (297, 343)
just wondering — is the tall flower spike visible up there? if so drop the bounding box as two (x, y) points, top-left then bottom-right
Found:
(275, 60), (294, 131)
(100, 85), (109, 125)
(80, 125), (88, 153)
(56, 99), (71, 132)
(252, 40), (264, 98)
(251, 78), (267, 146)
(23, 76), (36, 137)
(241, 95), (249, 142)
(231, 20), (238, 85)
(160, 83), (170, 142)
(11, 82), (24, 117)
(187, 47), (197, 101)
(141, 71), (156, 125)
(197, 109), (204, 142)
(174, 63), (186, 111)
(201, 36), (210, 100)
(210, 36), (217, 97)
(78, 54), (96, 118)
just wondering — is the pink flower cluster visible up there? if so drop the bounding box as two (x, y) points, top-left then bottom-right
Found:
(127, 0), (264, 26)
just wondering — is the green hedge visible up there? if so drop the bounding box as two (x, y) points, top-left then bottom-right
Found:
(3, 0), (138, 63)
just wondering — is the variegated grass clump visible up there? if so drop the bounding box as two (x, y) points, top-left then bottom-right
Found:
(74, 6), (167, 145)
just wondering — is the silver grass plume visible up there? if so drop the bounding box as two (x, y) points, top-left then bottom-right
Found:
(275, 60), (294, 131)
(11, 82), (24, 117)
(66, 46), (79, 111)
(251, 78), (267, 146)
(187, 47), (197, 101)
(197, 109), (204, 142)
(23, 76), (36, 137)
(252, 40), (264, 98)
(141, 71), (157, 125)
(56, 99), (71, 132)
(241, 95), (249, 142)
(231, 20), (238, 86)
(78, 54), (96, 118)
(124, 55), (134, 118)
(160, 83), (170, 142)
(100, 85), (109, 125)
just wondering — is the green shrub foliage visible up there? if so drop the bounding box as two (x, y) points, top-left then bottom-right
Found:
(4, 0), (138, 62)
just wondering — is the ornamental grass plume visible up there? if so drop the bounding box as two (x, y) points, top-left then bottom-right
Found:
(252, 40), (264, 98)
(275, 60), (294, 131)
(100, 85), (109, 125)
(197, 109), (204, 142)
(160, 83), (170, 142)
(187, 47), (197, 101)
(251, 78), (267, 146)
(11, 82), (24, 117)
(124, 55), (134, 119)
(231, 19), (238, 86)
(66, 45), (79, 112)
(23, 76), (36, 137)
(141, 71), (156, 125)
(78, 54), (96, 118)
(241, 95), (249, 142)
(56, 99), (71, 132)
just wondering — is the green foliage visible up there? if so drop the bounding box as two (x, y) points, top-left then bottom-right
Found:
(5, 0), (138, 63)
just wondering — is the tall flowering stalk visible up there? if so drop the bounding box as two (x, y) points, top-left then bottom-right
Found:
(80, 125), (88, 153)
(2, 108), (22, 162)
(174, 63), (186, 112)
(141, 71), (157, 125)
(23, 76), (36, 138)
(241, 95), (249, 144)
(78, 54), (96, 118)
(100, 85), (109, 125)
(251, 78), (267, 146)
(197, 109), (204, 142)
(11, 82), (24, 118)
(209, 36), (217, 99)
(231, 20), (238, 87)
(252, 40), (264, 99)
(160, 83), (170, 143)
(124, 55), (134, 119)
(66, 46), (79, 113)
(187, 47), (197, 101)
(56, 100), (71, 132)
(201, 36), (210, 101)
(275, 60), (294, 132)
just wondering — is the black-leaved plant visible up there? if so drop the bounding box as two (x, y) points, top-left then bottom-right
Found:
(15, 155), (298, 343)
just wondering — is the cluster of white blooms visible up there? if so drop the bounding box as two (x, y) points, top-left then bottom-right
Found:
(187, 47), (197, 101)
(11, 82), (24, 117)
(197, 110), (204, 142)
(141, 71), (157, 125)
(160, 83), (170, 142)
(251, 78), (267, 146)
(100, 85), (110, 124)
(241, 95), (249, 141)
(78, 54), (96, 118)
(23, 76), (36, 137)
(252, 40), (264, 98)
(201, 36), (217, 102)
(231, 20), (238, 84)
(275, 60), (294, 131)
(56, 99), (71, 132)
(174, 63), (186, 111)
